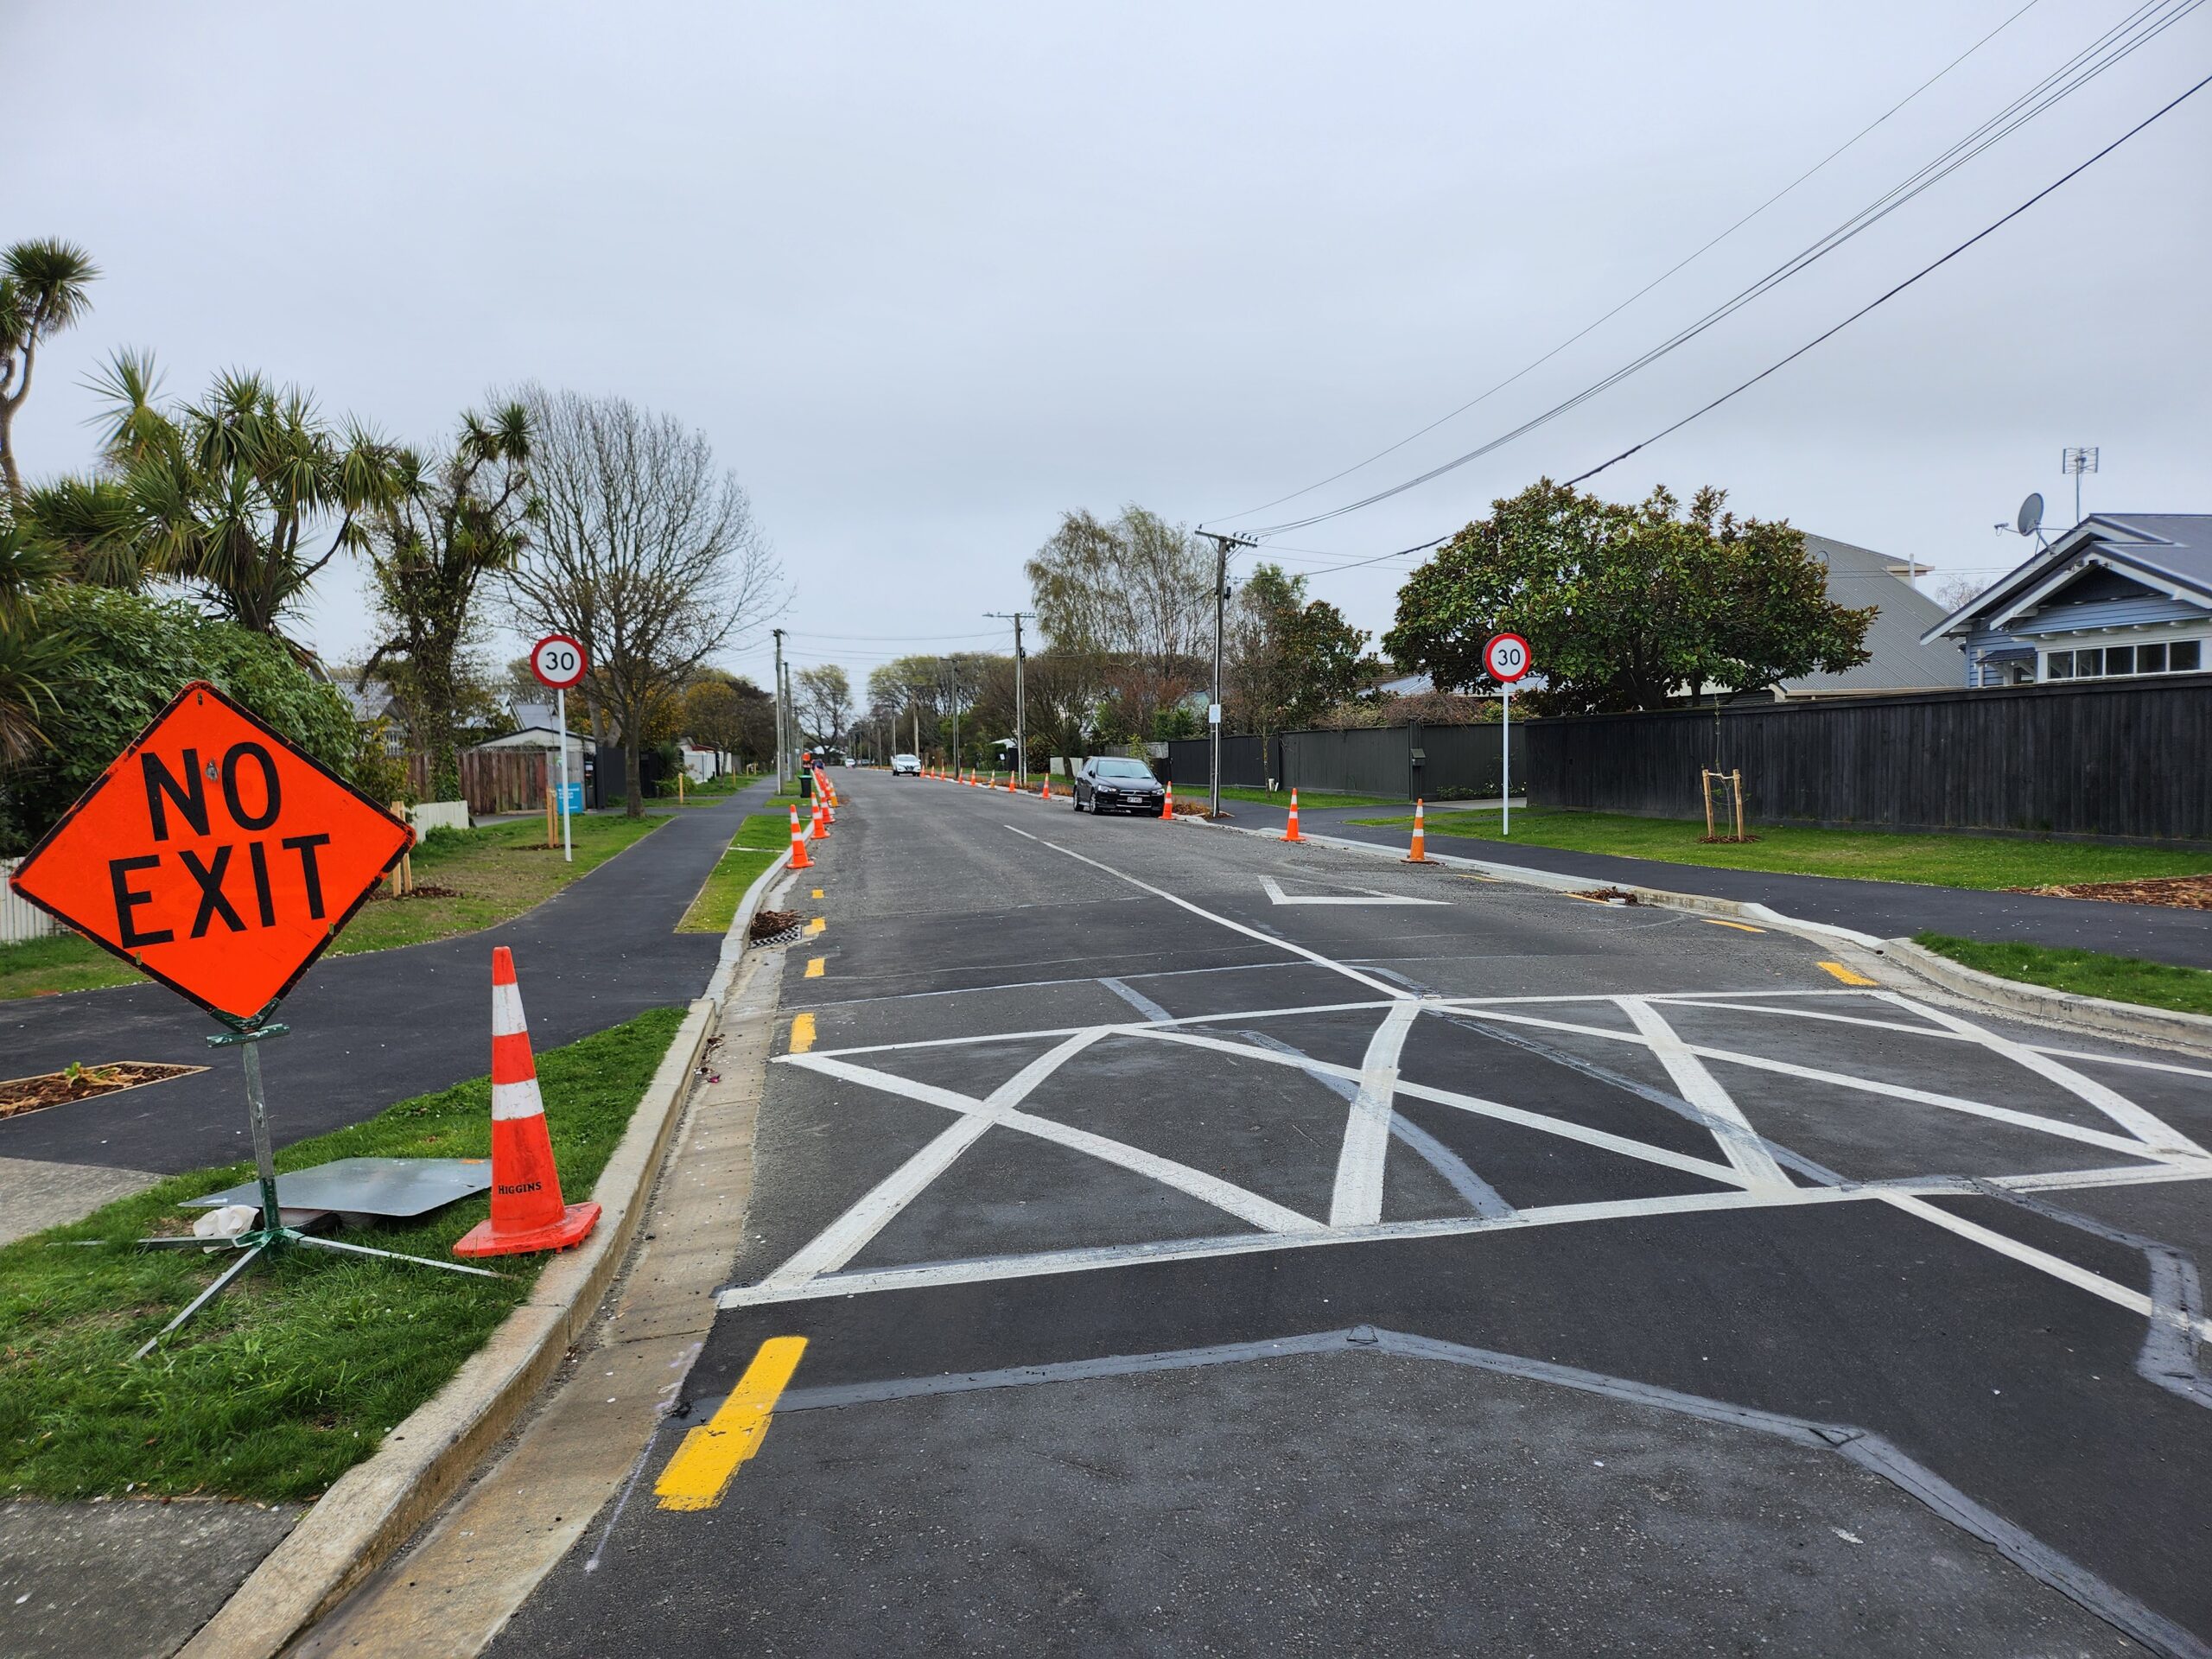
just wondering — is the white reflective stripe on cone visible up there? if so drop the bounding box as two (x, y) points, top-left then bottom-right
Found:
(492, 1077), (547, 1122)
(493, 981), (527, 1037)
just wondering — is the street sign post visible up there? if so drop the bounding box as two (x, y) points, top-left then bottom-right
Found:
(530, 634), (588, 863)
(6, 680), (497, 1355)
(1484, 632), (1532, 836)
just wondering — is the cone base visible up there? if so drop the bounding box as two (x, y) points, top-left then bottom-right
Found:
(454, 1200), (601, 1258)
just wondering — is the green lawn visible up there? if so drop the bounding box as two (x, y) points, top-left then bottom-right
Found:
(1344, 807), (2212, 892)
(1194, 785), (1401, 810)
(0, 812), (665, 1001)
(1914, 933), (2212, 1019)
(677, 814), (790, 933)
(0, 1007), (686, 1503)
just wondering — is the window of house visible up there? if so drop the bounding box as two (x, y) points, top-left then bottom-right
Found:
(2075, 648), (2103, 677)
(2045, 651), (2073, 680)
(2176, 640), (2202, 672)
(2139, 642), (2167, 673)
(2107, 645), (2136, 675)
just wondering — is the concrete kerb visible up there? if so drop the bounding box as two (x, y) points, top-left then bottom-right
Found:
(175, 866), (790, 1656)
(1195, 819), (2212, 1055)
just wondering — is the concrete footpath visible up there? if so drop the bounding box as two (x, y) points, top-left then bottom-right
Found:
(0, 781), (773, 1228)
(1229, 798), (2212, 969)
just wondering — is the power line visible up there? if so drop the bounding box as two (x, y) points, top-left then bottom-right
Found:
(1206, 0), (2050, 528)
(1236, 0), (2202, 538)
(1561, 65), (2212, 486)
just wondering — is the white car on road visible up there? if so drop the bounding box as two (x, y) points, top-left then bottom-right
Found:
(891, 753), (921, 776)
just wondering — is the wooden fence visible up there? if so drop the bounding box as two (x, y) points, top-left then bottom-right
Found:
(405, 749), (551, 817)
(1527, 673), (2212, 840)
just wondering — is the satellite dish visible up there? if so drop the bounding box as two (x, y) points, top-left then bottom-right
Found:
(2016, 493), (2044, 537)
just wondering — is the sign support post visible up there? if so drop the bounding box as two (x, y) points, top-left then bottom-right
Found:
(556, 685), (573, 863)
(1483, 632), (1532, 839)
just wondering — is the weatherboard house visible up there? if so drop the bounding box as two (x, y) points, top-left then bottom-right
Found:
(1923, 513), (2212, 688)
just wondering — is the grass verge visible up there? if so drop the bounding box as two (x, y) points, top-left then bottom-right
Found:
(677, 814), (789, 933)
(1183, 785), (1400, 810)
(1913, 933), (2212, 1019)
(0, 1006), (686, 1503)
(1344, 806), (2212, 892)
(0, 812), (666, 1000)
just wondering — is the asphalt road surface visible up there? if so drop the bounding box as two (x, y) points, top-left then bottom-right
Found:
(498, 772), (2212, 1657)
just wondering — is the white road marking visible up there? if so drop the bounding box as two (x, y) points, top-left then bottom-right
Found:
(1331, 1000), (1424, 1226)
(717, 1164), (2212, 1310)
(1877, 993), (2209, 1159)
(1097, 976), (1175, 1023)
(1618, 998), (1792, 1190)
(1258, 875), (1446, 907)
(1440, 1005), (2178, 1164)
(754, 1030), (1108, 1288)
(1002, 823), (1413, 1000)
(1876, 1189), (2212, 1343)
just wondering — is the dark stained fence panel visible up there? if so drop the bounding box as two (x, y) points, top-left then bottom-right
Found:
(1525, 674), (2212, 840)
(1281, 723), (1526, 800)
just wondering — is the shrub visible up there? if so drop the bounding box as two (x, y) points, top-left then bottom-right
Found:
(0, 587), (358, 854)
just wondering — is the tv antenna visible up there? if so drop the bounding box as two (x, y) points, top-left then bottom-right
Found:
(2061, 446), (2098, 524)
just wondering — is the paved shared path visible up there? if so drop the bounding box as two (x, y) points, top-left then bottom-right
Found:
(494, 772), (2212, 1656)
(0, 785), (765, 1197)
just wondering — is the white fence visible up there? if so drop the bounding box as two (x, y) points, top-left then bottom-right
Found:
(2, 858), (61, 944)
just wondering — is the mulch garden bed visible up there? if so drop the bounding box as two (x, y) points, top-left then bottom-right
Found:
(2005, 874), (2212, 909)
(0, 1061), (201, 1120)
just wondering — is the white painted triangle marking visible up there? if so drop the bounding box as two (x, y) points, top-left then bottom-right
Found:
(1259, 876), (1446, 907)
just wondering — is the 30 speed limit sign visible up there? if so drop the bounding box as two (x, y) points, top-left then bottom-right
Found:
(1484, 632), (1531, 683)
(530, 634), (588, 690)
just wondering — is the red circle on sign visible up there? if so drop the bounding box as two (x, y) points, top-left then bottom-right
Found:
(1484, 632), (1532, 683)
(531, 634), (588, 690)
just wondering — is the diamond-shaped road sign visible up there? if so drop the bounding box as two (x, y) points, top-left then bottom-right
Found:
(8, 680), (413, 1023)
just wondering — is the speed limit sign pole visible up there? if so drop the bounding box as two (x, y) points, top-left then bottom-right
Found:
(531, 634), (588, 863)
(1484, 632), (1532, 836)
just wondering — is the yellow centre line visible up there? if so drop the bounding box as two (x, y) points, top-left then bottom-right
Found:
(804, 956), (826, 979)
(653, 1337), (808, 1511)
(1703, 918), (1765, 933)
(1817, 960), (1878, 986)
(789, 1013), (817, 1053)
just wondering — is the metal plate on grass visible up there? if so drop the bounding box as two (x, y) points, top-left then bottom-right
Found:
(185, 1156), (492, 1219)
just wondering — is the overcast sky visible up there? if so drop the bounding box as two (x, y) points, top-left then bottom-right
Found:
(12, 1), (2209, 694)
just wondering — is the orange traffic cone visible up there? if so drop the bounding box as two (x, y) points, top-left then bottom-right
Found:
(812, 795), (830, 839)
(1405, 798), (1429, 863)
(1039, 774), (1052, 801)
(454, 949), (601, 1258)
(1162, 783), (1174, 821)
(1283, 788), (1304, 842)
(787, 803), (812, 869)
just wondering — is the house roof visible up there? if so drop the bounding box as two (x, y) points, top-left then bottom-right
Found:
(1922, 513), (2212, 644)
(1777, 533), (1963, 693)
(338, 679), (399, 722)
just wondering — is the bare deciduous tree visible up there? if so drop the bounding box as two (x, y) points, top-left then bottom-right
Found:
(509, 387), (783, 815)
(1026, 505), (1211, 737)
(795, 663), (852, 747)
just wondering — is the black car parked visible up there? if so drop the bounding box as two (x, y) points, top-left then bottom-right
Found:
(1072, 756), (1166, 816)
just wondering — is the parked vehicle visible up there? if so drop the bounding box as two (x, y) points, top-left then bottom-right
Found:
(1072, 756), (1166, 816)
(891, 753), (921, 776)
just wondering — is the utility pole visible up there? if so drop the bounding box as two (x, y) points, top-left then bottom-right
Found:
(946, 660), (962, 772)
(1194, 531), (1253, 818)
(986, 610), (1033, 786)
(772, 627), (787, 789)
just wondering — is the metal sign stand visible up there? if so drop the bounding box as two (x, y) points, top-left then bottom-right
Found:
(132, 1017), (499, 1361)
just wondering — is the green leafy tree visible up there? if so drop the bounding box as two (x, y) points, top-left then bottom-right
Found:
(1027, 505), (1211, 736)
(0, 518), (77, 766)
(1228, 562), (1374, 743)
(83, 351), (400, 639)
(361, 403), (535, 798)
(0, 585), (355, 853)
(0, 238), (99, 503)
(1385, 480), (1872, 713)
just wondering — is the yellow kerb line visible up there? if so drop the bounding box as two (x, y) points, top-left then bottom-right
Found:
(1817, 960), (1878, 986)
(805, 918), (826, 937)
(653, 1336), (808, 1511)
(789, 1013), (817, 1053)
(1704, 918), (1765, 933)
(811, 887), (823, 899)
(804, 957), (826, 979)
